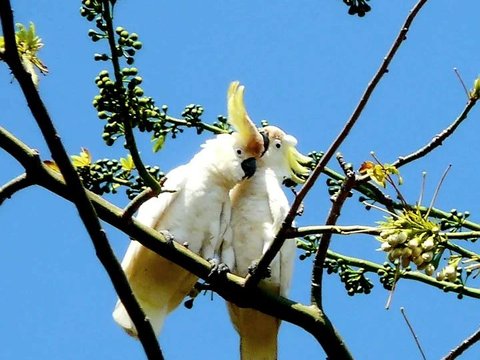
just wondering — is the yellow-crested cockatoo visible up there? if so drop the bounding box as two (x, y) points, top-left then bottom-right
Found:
(226, 125), (311, 360)
(112, 81), (265, 337)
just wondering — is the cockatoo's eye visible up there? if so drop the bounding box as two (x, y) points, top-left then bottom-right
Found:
(236, 149), (243, 155)
(275, 142), (281, 149)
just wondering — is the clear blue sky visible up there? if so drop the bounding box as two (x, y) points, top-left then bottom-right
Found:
(1, 1), (480, 359)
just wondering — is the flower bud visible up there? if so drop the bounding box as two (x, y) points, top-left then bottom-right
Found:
(422, 238), (435, 251)
(421, 251), (433, 263)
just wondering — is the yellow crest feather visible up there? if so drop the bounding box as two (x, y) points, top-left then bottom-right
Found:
(227, 81), (264, 158)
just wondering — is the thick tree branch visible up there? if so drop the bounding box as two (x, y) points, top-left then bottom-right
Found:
(393, 97), (478, 168)
(442, 326), (480, 360)
(0, 173), (33, 205)
(246, 0), (430, 288)
(0, 125), (353, 359)
(0, 3), (163, 358)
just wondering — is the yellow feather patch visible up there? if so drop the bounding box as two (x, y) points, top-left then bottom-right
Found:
(227, 81), (264, 158)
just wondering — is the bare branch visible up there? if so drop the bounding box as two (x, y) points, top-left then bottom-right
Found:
(442, 326), (480, 360)
(400, 307), (427, 360)
(311, 154), (356, 309)
(292, 225), (380, 237)
(0, 173), (32, 205)
(393, 98), (478, 168)
(245, 0), (430, 288)
(0, 3), (163, 357)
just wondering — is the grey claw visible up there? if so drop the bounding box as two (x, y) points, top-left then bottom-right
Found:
(159, 230), (175, 246)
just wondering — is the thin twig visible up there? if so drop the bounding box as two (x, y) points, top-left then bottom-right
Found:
(441, 326), (480, 360)
(0, 173), (32, 205)
(245, 0), (430, 288)
(292, 225), (380, 237)
(453, 68), (470, 99)
(393, 98), (478, 168)
(0, 3), (163, 359)
(122, 187), (156, 221)
(400, 307), (428, 360)
(425, 164), (451, 218)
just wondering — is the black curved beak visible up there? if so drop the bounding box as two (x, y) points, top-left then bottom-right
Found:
(259, 129), (270, 157)
(241, 157), (256, 179)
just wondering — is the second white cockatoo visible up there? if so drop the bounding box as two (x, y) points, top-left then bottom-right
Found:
(112, 81), (265, 337)
(226, 125), (311, 360)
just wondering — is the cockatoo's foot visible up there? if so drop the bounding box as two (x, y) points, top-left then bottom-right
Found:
(207, 258), (230, 283)
(248, 260), (271, 279)
(159, 230), (175, 246)
(183, 281), (212, 309)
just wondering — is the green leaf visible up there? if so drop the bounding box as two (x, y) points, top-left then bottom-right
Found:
(120, 154), (135, 171)
(152, 134), (165, 153)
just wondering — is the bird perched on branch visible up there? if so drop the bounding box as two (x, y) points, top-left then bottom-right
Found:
(112, 81), (265, 337)
(226, 124), (311, 360)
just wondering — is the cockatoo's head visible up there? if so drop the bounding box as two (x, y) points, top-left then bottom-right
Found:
(260, 125), (312, 184)
(197, 81), (265, 187)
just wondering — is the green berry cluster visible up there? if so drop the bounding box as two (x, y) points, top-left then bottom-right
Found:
(114, 27), (142, 65)
(342, 0), (371, 17)
(325, 258), (374, 296)
(80, 0), (103, 23)
(75, 158), (163, 199)
(439, 209), (471, 231)
(377, 262), (396, 291)
(212, 115), (231, 132)
(297, 235), (320, 260)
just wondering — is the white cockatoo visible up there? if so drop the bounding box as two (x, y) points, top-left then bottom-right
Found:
(226, 125), (311, 360)
(112, 81), (265, 337)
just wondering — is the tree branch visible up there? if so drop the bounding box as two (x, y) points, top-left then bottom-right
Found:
(0, 125), (353, 359)
(101, 0), (162, 195)
(393, 97), (478, 168)
(442, 326), (480, 360)
(0, 173), (33, 205)
(311, 155), (356, 309)
(245, 0), (430, 288)
(0, 2), (163, 357)
(327, 250), (480, 299)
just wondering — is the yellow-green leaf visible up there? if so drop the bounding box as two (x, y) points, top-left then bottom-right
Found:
(71, 147), (92, 168)
(120, 154), (135, 171)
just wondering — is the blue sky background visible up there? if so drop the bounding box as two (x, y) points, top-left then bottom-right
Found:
(1, 1), (480, 359)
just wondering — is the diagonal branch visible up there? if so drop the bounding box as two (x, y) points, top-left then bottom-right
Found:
(311, 155), (356, 309)
(0, 173), (33, 205)
(0, 3), (163, 358)
(442, 326), (480, 360)
(393, 97), (478, 168)
(246, 0), (430, 288)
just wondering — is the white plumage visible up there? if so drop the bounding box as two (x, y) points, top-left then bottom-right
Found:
(112, 82), (264, 337)
(226, 125), (311, 360)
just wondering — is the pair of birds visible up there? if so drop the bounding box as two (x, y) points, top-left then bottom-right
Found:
(112, 81), (311, 359)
